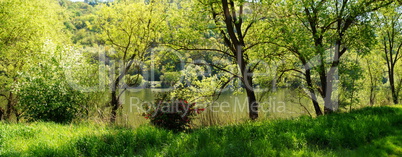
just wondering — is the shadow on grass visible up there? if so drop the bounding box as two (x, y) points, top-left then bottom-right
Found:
(334, 131), (402, 157)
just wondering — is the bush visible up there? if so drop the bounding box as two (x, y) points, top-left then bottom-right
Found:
(160, 72), (181, 88)
(143, 99), (204, 132)
(17, 76), (86, 123)
(125, 74), (143, 87)
(15, 45), (96, 123)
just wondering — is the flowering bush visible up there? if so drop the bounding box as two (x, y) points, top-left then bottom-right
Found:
(143, 100), (204, 132)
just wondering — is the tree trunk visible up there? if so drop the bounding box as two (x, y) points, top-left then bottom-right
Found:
(305, 68), (323, 116)
(322, 83), (334, 114)
(369, 86), (375, 106)
(218, 0), (258, 119)
(110, 90), (120, 123)
(238, 51), (258, 120)
(245, 88), (258, 120)
(243, 71), (258, 120)
(110, 73), (123, 123)
(324, 40), (341, 114)
(389, 67), (399, 104)
(5, 92), (16, 120)
(367, 59), (375, 106)
(0, 107), (4, 120)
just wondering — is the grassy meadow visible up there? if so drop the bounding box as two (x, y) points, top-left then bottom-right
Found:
(1, 106), (402, 156)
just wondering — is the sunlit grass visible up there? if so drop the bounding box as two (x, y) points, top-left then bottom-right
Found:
(1, 106), (401, 156)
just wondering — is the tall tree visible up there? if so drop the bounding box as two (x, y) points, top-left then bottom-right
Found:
(0, 0), (67, 121)
(97, 0), (165, 123)
(270, 0), (392, 115)
(169, 0), (274, 120)
(363, 53), (385, 106)
(375, 4), (402, 104)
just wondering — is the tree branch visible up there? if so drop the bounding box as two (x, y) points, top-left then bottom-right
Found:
(213, 76), (237, 101)
(396, 42), (402, 62)
(277, 68), (306, 83)
(191, 61), (241, 79)
(175, 47), (235, 58)
(0, 93), (7, 98)
(222, 0), (239, 47)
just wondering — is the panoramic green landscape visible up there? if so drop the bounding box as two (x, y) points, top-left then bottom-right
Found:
(1, 0), (402, 156)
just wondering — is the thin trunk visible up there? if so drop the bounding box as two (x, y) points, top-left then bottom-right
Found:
(110, 72), (123, 123)
(305, 68), (323, 116)
(389, 66), (398, 104)
(5, 92), (15, 120)
(110, 90), (120, 123)
(383, 17), (400, 104)
(367, 59), (375, 106)
(348, 56), (359, 111)
(349, 85), (354, 111)
(369, 87), (375, 106)
(0, 107), (4, 120)
(109, 56), (136, 123)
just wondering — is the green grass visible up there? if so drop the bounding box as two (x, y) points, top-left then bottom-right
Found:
(1, 106), (402, 156)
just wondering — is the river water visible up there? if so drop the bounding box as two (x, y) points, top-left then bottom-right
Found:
(117, 88), (313, 127)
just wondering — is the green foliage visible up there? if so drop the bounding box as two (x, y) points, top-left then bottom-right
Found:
(143, 99), (204, 132)
(373, 4), (402, 104)
(62, 0), (102, 46)
(15, 42), (100, 123)
(17, 76), (85, 123)
(95, 0), (167, 123)
(159, 63), (238, 107)
(339, 53), (364, 107)
(2, 2), (402, 157)
(97, 1), (165, 59)
(125, 74), (143, 87)
(160, 72), (181, 88)
(1, 106), (402, 156)
(0, 0), (69, 120)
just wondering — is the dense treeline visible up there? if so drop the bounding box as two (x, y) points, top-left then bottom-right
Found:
(0, 0), (402, 123)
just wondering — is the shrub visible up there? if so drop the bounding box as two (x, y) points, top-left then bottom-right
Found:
(15, 45), (97, 123)
(17, 77), (86, 123)
(125, 74), (143, 87)
(160, 72), (181, 88)
(143, 99), (204, 132)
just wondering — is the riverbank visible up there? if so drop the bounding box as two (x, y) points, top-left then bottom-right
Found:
(1, 106), (401, 156)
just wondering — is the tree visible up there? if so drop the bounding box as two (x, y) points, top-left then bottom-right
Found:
(96, 0), (165, 123)
(339, 53), (363, 110)
(60, 0), (103, 47)
(16, 43), (97, 123)
(271, 0), (392, 115)
(363, 53), (385, 106)
(375, 4), (402, 104)
(0, 0), (67, 121)
(169, 0), (274, 120)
